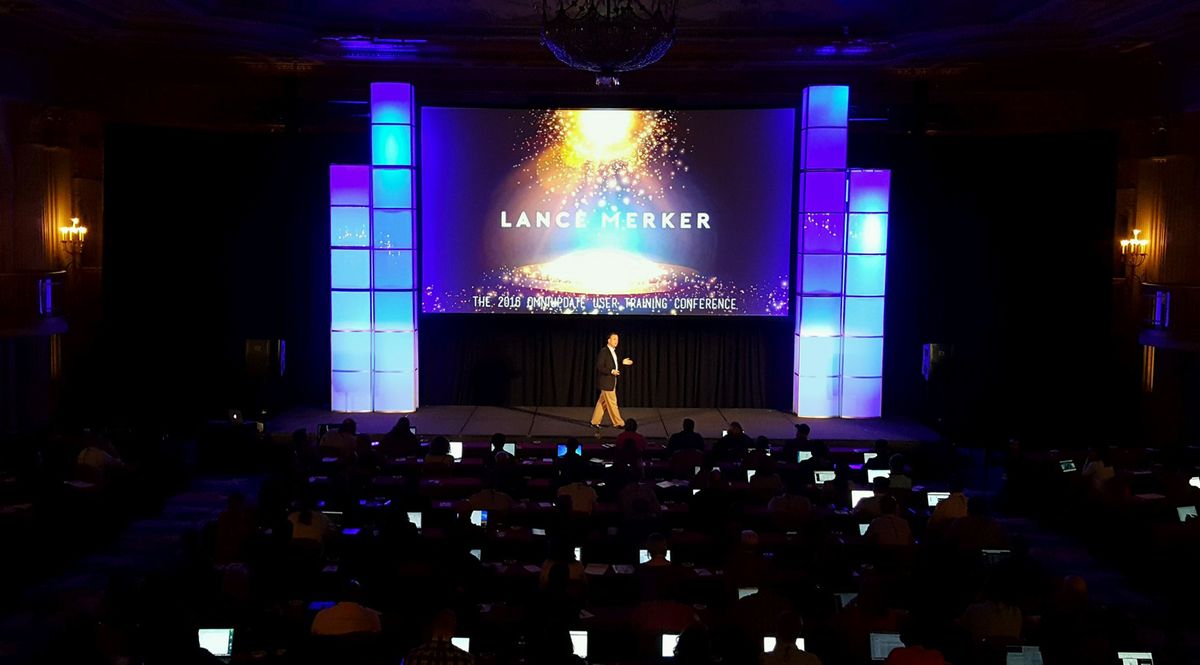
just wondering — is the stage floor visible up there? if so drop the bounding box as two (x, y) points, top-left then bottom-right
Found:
(269, 405), (939, 444)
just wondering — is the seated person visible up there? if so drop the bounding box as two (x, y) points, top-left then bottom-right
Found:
(556, 477), (598, 515)
(712, 422), (754, 461)
(960, 575), (1023, 642)
(865, 496), (913, 547)
(318, 418), (357, 459)
(641, 532), (673, 568)
(668, 418), (705, 454)
(782, 423), (813, 460)
(214, 492), (256, 564)
(1081, 446), (1116, 491)
(927, 479), (969, 530)
(749, 460), (786, 497)
(423, 436), (455, 472)
(553, 437), (589, 483)
(75, 440), (126, 483)
(467, 483), (515, 513)
(614, 419), (648, 454)
(378, 416), (419, 457)
(539, 539), (586, 590)
(482, 432), (508, 469)
(761, 611), (823, 665)
(311, 580), (382, 636)
(404, 609), (474, 665)
(288, 497), (333, 544)
(618, 468), (662, 519)
(865, 439), (891, 470)
(854, 477), (892, 520)
(887, 453), (914, 490)
(884, 618), (948, 665)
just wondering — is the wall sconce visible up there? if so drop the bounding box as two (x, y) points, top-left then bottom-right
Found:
(1119, 228), (1148, 270)
(59, 216), (88, 257)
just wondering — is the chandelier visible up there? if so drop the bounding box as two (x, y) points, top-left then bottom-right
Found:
(541, 0), (678, 87)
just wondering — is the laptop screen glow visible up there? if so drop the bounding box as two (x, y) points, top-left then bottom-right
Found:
(1059, 460), (1076, 472)
(867, 469), (891, 482)
(469, 549), (481, 560)
(407, 511), (422, 529)
(815, 470), (836, 484)
(870, 632), (904, 660)
(639, 549), (671, 564)
(863, 452), (878, 463)
(927, 491), (951, 507)
(1006, 645), (1045, 665)
(746, 469), (756, 481)
(797, 450), (813, 462)
(763, 637), (805, 652)
(503, 443), (516, 456)
(851, 490), (874, 507)
(1189, 476), (1200, 489)
(662, 633), (680, 658)
(448, 441), (463, 460)
(451, 637), (470, 652)
(570, 630), (588, 658)
(1177, 506), (1197, 522)
(470, 510), (486, 527)
(198, 629), (233, 658)
(738, 587), (758, 600)
(1117, 652), (1154, 665)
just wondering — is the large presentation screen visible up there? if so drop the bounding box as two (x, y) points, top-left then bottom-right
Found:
(420, 108), (794, 316)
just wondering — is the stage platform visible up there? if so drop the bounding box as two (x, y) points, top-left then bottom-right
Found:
(269, 405), (939, 444)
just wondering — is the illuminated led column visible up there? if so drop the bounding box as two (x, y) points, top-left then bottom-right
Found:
(794, 86), (849, 417)
(842, 169), (889, 417)
(330, 164), (373, 411)
(329, 82), (418, 413)
(370, 83), (418, 412)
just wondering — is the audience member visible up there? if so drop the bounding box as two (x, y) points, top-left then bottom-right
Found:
(310, 580), (382, 636)
(379, 416), (419, 457)
(865, 496), (913, 547)
(761, 611), (822, 665)
(403, 609), (474, 665)
(712, 422), (754, 461)
(318, 418), (357, 459)
(668, 418), (705, 454)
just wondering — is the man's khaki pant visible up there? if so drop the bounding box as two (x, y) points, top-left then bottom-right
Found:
(590, 389), (624, 427)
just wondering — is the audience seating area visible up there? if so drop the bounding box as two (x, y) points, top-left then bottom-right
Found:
(1, 422), (1173, 665)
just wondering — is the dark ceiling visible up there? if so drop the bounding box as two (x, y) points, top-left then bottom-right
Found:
(1, 0), (1198, 132)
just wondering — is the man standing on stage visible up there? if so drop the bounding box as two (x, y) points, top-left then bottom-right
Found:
(591, 332), (633, 429)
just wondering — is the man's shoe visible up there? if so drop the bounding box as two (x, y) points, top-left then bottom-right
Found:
(591, 423), (601, 430)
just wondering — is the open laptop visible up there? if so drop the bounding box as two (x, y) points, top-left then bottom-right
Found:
(557, 444), (569, 457)
(814, 470), (836, 484)
(639, 548), (671, 564)
(982, 548), (1012, 566)
(569, 630), (588, 658)
(863, 452), (878, 463)
(407, 511), (423, 530)
(1177, 506), (1197, 522)
(469, 549), (482, 560)
(469, 510), (488, 527)
(1006, 645), (1045, 665)
(662, 633), (680, 658)
(1189, 476), (1200, 489)
(451, 637), (470, 652)
(574, 546), (582, 561)
(869, 632), (904, 661)
(324, 510), (344, 528)
(503, 442), (517, 456)
(927, 491), (951, 507)
(866, 469), (891, 483)
(858, 523), (869, 536)
(763, 637), (806, 652)
(834, 592), (858, 609)
(746, 469), (757, 481)
(1059, 459), (1077, 472)
(797, 450), (813, 462)
(851, 489), (874, 508)
(1117, 652), (1154, 665)
(198, 628), (233, 661)
(737, 586), (758, 600)
(448, 441), (463, 460)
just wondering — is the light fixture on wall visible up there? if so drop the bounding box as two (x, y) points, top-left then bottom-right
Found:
(59, 216), (88, 258)
(1119, 228), (1148, 271)
(541, 0), (677, 87)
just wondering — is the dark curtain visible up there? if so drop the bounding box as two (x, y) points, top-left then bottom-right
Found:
(419, 314), (793, 409)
